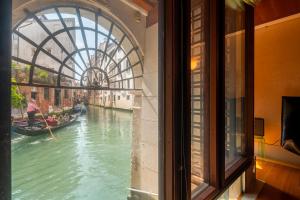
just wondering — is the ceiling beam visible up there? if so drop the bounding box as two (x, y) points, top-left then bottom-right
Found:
(120, 0), (154, 16)
(255, 0), (300, 25)
(132, 0), (154, 12)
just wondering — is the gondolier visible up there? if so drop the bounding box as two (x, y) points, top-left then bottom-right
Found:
(27, 97), (40, 127)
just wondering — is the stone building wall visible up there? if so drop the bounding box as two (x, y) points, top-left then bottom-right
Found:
(129, 23), (158, 200)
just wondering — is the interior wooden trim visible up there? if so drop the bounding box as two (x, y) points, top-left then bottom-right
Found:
(162, 0), (192, 199)
(224, 3), (255, 192)
(256, 156), (300, 170)
(193, 186), (217, 200)
(209, 0), (222, 190)
(192, 1), (254, 199)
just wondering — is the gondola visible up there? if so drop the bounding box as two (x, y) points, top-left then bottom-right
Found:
(12, 114), (79, 136)
(72, 104), (87, 115)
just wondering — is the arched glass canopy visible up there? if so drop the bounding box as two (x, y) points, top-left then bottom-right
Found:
(12, 6), (143, 90)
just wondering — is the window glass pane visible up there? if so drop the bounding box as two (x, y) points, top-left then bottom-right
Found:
(224, 2), (246, 169)
(191, 0), (209, 193)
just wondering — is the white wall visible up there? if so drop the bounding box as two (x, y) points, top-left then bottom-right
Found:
(130, 23), (158, 199)
(89, 90), (134, 110)
(255, 15), (300, 167)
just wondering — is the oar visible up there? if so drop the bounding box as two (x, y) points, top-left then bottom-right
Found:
(39, 111), (56, 140)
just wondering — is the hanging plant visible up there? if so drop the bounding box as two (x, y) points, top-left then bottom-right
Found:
(243, 0), (261, 6)
(226, 0), (261, 10)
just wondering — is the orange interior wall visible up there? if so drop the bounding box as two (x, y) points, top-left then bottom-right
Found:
(255, 15), (300, 166)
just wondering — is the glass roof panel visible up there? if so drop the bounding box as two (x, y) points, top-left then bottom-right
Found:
(12, 6), (143, 90)
(97, 16), (111, 35)
(36, 8), (65, 33)
(128, 51), (139, 66)
(79, 9), (96, 29)
(12, 36), (37, 62)
(84, 30), (96, 49)
(122, 37), (134, 54)
(18, 19), (48, 45)
(111, 25), (124, 43)
(32, 68), (57, 86)
(55, 32), (76, 53)
(43, 39), (68, 61)
(35, 51), (61, 72)
(58, 7), (79, 28)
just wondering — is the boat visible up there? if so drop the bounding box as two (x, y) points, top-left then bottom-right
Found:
(72, 104), (87, 115)
(12, 114), (79, 136)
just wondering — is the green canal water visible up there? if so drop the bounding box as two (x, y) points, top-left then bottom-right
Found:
(12, 106), (133, 200)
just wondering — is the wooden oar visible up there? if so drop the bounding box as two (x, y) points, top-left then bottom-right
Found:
(39, 111), (56, 140)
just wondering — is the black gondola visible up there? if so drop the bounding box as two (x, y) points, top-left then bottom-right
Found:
(72, 104), (87, 115)
(12, 115), (79, 136)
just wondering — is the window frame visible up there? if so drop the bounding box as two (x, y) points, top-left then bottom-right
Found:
(161, 0), (254, 199)
(192, 0), (254, 199)
(0, 0), (254, 199)
(64, 89), (68, 99)
(0, 0), (11, 199)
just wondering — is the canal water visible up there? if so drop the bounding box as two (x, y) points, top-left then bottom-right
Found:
(12, 106), (132, 200)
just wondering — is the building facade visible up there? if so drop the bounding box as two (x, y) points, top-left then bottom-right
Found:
(88, 41), (135, 110)
(11, 16), (76, 115)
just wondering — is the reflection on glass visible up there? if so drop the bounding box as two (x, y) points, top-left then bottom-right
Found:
(224, 3), (246, 169)
(191, 0), (209, 193)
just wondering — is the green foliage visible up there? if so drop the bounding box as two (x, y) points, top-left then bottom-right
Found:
(48, 108), (72, 116)
(12, 61), (52, 84)
(226, 0), (260, 9)
(11, 78), (26, 109)
(36, 68), (49, 79)
(11, 62), (30, 83)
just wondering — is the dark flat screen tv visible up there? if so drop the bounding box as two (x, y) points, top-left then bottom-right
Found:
(281, 96), (300, 155)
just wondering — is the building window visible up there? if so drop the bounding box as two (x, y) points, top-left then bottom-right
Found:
(127, 95), (130, 100)
(54, 89), (61, 106)
(44, 88), (49, 100)
(64, 90), (69, 99)
(113, 95), (116, 101)
(31, 92), (37, 100)
(117, 96), (120, 100)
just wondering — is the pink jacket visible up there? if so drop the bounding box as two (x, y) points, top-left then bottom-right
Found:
(27, 101), (39, 113)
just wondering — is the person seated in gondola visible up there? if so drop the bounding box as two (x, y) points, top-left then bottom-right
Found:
(26, 97), (40, 127)
(46, 115), (58, 126)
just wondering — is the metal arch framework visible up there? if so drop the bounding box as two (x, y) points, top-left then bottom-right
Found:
(80, 67), (109, 88)
(12, 5), (144, 90)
